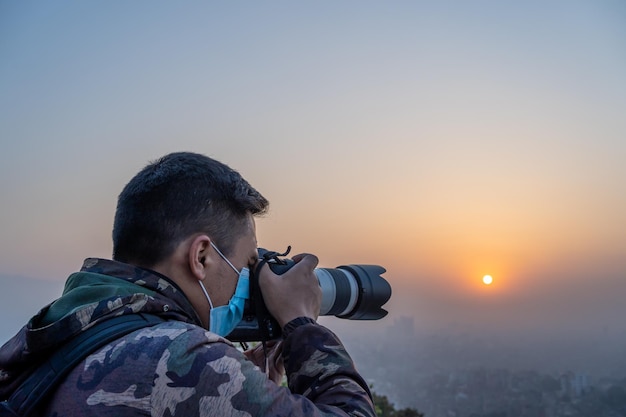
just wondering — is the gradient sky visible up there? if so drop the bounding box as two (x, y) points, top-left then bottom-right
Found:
(1, 1), (625, 341)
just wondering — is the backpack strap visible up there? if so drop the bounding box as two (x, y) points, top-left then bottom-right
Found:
(1, 313), (165, 417)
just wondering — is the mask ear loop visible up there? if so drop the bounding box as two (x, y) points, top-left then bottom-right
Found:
(210, 241), (240, 275)
(198, 280), (214, 310)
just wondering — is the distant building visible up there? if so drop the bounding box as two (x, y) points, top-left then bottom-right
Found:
(559, 371), (590, 397)
(385, 316), (415, 340)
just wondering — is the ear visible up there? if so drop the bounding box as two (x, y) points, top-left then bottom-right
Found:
(188, 234), (213, 281)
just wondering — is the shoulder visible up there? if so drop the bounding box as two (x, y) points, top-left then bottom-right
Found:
(124, 320), (231, 346)
(111, 320), (237, 360)
(83, 320), (238, 377)
(49, 321), (246, 415)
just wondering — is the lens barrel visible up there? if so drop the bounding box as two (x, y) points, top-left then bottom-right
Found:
(316, 265), (390, 320)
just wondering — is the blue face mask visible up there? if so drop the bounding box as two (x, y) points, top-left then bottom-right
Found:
(198, 242), (250, 337)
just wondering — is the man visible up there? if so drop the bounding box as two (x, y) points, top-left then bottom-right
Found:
(0, 152), (375, 416)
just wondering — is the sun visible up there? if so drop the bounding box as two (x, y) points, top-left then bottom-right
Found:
(482, 275), (493, 285)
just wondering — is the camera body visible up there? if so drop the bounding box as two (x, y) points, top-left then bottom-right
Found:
(227, 248), (392, 342)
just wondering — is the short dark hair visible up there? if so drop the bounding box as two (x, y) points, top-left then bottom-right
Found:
(112, 152), (268, 266)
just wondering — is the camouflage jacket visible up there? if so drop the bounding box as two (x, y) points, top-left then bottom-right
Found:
(0, 258), (375, 416)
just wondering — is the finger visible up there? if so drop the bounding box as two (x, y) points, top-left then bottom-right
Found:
(268, 341), (283, 358)
(290, 253), (319, 270)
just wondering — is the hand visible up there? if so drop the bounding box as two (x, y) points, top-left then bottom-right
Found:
(243, 340), (285, 385)
(258, 253), (321, 328)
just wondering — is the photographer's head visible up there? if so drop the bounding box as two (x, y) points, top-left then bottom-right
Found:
(113, 152), (268, 265)
(112, 152), (268, 330)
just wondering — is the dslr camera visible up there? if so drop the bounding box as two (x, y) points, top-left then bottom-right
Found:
(227, 247), (392, 342)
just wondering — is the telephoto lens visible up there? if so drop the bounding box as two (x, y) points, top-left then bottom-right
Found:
(315, 264), (390, 320)
(227, 248), (392, 342)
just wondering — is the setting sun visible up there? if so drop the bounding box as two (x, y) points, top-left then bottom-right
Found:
(482, 275), (493, 285)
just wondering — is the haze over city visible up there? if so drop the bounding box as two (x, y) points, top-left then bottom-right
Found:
(1, 2), (625, 413)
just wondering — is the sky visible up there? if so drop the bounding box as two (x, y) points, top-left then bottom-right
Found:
(1, 1), (625, 345)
